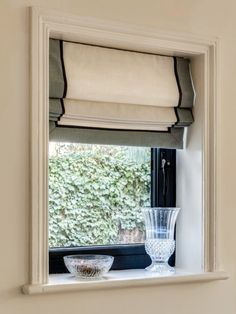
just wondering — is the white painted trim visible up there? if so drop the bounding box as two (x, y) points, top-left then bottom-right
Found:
(22, 270), (228, 295)
(29, 6), (221, 287)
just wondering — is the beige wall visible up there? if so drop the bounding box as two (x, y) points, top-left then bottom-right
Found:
(1, 0), (236, 313)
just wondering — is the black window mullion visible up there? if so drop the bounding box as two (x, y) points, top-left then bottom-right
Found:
(161, 148), (176, 266)
(157, 148), (176, 207)
(151, 148), (158, 207)
(151, 147), (176, 207)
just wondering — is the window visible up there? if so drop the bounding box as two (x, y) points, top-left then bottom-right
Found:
(25, 8), (221, 294)
(48, 36), (192, 274)
(49, 144), (176, 273)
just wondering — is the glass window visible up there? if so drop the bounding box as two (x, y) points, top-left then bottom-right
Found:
(48, 142), (151, 248)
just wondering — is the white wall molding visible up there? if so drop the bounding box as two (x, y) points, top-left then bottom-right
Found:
(23, 270), (228, 295)
(29, 6), (221, 287)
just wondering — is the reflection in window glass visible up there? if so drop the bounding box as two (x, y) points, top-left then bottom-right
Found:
(48, 143), (151, 247)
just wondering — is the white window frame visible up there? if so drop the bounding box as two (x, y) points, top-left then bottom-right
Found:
(24, 6), (227, 294)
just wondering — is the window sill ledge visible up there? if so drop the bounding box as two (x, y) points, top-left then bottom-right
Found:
(22, 269), (228, 295)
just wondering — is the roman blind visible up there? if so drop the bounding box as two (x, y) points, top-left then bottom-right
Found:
(49, 39), (195, 148)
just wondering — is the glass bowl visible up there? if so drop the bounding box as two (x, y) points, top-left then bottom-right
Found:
(63, 254), (114, 279)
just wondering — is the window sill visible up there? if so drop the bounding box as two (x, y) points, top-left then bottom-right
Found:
(22, 269), (228, 295)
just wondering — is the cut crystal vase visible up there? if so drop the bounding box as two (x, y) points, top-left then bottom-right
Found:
(142, 207), (180, 275)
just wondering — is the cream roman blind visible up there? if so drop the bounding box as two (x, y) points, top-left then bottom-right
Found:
(49, 39), (195, 148)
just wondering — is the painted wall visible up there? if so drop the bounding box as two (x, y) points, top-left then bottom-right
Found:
(0, 0), (236, 313)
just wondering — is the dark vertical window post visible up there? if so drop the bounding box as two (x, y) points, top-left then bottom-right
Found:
(151, 148), (176, 207)
(151, 148), (176, 266)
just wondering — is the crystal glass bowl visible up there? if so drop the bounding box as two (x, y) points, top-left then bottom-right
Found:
(63, 254), (114, 279)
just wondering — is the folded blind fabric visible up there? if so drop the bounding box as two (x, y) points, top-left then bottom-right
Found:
(58, 99), (177, 131)
(49, 39), (195, 148)
(49, 121), (185, 149)
(63, 42), (179, 107)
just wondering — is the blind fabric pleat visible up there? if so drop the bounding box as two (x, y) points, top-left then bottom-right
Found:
(49, 122), (184, 149)
(49, 40), (65, 98)
(63, 42), (179, 107)
(58, 99), (177, 131)
(49, 39), (195, 149)
(175, 58), (195, 108)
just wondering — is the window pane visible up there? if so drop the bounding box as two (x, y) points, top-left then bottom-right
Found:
(48, 142), (151, 247)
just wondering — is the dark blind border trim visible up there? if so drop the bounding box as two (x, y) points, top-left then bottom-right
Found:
(54, 124), (172, 134)
(174, 56), (182, 108)
(60, 98), (65, 116)
(59, 40), (68, 98)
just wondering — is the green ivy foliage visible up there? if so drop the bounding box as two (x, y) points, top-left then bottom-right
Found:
(48, 145), (150, 247)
